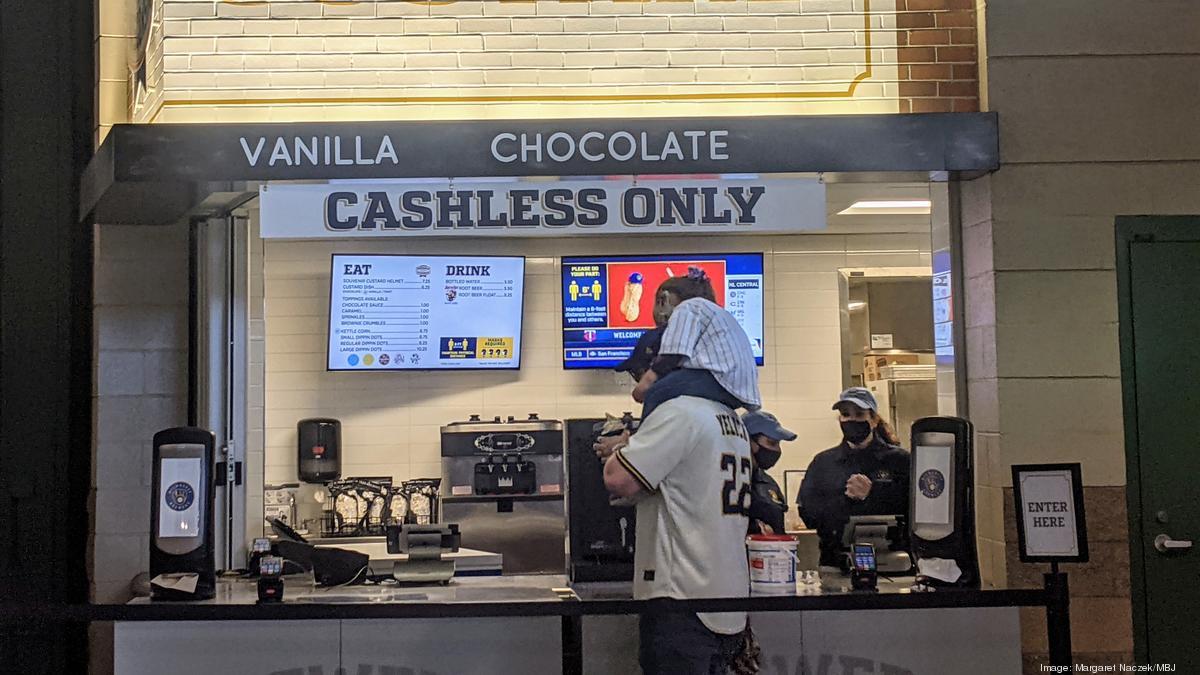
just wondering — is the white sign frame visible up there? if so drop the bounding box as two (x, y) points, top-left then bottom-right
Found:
(1011, 463), (1089, 563)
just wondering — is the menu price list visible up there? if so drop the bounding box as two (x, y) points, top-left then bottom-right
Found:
(333, 272), (432, 367)
(329, 255), (524, 370)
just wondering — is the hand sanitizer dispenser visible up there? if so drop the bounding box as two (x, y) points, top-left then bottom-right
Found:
(150, 427), (216, 600)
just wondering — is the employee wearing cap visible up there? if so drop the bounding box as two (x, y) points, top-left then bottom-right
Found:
(798, 387), (911, 567)
(742, 411), (797, 536)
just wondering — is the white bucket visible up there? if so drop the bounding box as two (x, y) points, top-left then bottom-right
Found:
(747, 534), (798, 596)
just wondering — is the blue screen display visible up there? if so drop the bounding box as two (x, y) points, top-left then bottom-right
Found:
(561, 253), (765, 370)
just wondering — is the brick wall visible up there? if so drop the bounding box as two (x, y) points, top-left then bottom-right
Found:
(124, 0), (977, 122)
(131, 0), (168, 133)
(963, 0), (1200, 669)
(894, 0), (977, 112)
(98, 0), (139, 143)
(91, 223), (190, 605)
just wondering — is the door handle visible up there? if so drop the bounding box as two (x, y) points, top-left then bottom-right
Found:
(1154, 534), (1194, 553)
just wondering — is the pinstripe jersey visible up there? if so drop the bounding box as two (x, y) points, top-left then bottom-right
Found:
(659, 298), (762, 409)
(615, 396), (752, 635)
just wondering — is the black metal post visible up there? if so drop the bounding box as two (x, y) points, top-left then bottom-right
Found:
(561, 614), (583, 675)
(187, 217), (201, 426)
(1045, 567), (1072, 667)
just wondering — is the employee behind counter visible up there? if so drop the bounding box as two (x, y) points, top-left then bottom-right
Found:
(799, 387), (911, 568)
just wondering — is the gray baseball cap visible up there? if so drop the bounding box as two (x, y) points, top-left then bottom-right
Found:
(832, 387), (878, 413)
(741, 411), (797, 442)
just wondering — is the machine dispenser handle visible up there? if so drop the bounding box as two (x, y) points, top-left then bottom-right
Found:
(1154, 534), (1193, 553)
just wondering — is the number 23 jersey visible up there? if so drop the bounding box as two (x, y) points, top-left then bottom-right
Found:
(614, 396), (752, 635)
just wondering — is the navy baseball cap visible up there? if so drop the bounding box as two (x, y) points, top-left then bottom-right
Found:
(613, 327), (664, 374)
(833, 387), (878, 413)
(741, 411), (797, 442)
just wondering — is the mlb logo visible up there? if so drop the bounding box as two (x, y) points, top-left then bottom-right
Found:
(583, 330), (597, 342)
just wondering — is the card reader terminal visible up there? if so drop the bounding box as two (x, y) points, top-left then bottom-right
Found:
(257, 555), (285, 603)
(851, 543), (878, 591)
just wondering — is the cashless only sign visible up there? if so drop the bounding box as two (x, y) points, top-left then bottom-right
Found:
(258, 178), (825, 239)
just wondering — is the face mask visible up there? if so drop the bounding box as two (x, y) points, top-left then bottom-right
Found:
(840, 420), (873, 445)
(755, 447), (782, 471)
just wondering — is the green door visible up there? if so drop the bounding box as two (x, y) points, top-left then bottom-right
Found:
(1118, 217), (1200, 667)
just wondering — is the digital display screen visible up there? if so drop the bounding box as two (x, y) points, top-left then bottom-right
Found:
(260, 555), (283, 577)
(328, 255), (525, 371)
(158, 455), (202, 539)
(853, 544), (876, 571)
(560, 253), (764, 369)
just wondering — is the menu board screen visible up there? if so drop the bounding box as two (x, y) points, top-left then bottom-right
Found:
(561, 253), (764, 369)
(328, 255), (525, 371)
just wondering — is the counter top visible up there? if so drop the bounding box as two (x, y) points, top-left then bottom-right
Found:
(131, 573), (573, 607)
(0, 572), (1049, 623)
(309, 542), (503, 576)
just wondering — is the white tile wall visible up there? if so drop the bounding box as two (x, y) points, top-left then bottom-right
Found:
(256, 229), (931, 487)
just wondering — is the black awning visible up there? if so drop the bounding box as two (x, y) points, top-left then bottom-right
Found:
(81, 112), (998, 224)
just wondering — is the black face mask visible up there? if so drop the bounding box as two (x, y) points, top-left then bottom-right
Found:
(840, 420), (873, 445)
(755, 448), (782, 471)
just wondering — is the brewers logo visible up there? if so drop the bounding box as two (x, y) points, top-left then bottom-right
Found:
(166, 481), (195, 512)
(919, 469), (946, 499)
(416, 264), (432, 278)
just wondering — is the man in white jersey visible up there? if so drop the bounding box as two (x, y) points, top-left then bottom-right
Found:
(602, 395), (753, 675)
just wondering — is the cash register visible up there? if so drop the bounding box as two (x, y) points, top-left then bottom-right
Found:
(841, 515), (914, 575)
(386, 524), (462, 584)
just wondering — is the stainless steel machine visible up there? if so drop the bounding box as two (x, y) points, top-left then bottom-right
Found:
(439, 414), (566, 574)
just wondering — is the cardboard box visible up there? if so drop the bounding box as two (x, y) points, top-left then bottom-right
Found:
(863, 354), (921, 381)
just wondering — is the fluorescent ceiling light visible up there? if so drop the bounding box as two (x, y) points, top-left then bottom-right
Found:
(837, 199), (932, 215)
(847, 301), (867, 311)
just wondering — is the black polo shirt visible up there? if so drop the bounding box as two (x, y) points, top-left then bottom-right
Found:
(797, 437), (911, 566)
(747, 467), (786, 535)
